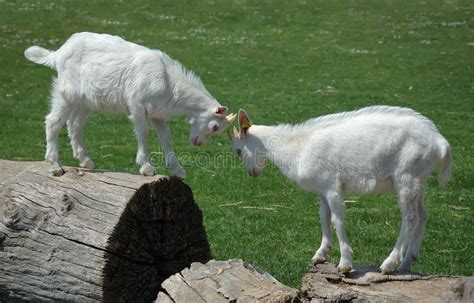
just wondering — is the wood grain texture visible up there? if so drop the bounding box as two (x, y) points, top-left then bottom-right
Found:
(154, 260), (471, 302)
(0, 160), (211, 302)
(156, 259), (300, 303)
(1, 160), (470, 303)
(299, 263), (464, 303)
(102, 176), (212, 302)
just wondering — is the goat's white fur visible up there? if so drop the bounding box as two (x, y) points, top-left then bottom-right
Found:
(231, 106), (451, 274)
(25, 32), (234, 177)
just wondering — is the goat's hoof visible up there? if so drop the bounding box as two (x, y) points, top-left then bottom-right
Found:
(380, 268), (395, 275)
(311, 255), (326, 265)
(80, 158), (94, 169)
(398, 263), (413, 273)
(337, 264), (352, 273)
(337, 260), (352, 273)
(171, 166), (186, 179)
(379, 261), (397, 275)
(398, 255), (415, 273)
(139, 163), (155, 176)
(51, 167), (66, 177)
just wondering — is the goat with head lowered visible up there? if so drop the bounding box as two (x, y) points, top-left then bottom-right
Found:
(25, 32), (236, 177)
(228, 106), (451, 274)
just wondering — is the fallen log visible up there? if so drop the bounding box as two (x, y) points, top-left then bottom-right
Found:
(1, 160), (471, 303)
(0, 160), (211, 302)
(155, 261), (471, 303)
(156, 259), (300, 302)
(299, 263), (469, 303)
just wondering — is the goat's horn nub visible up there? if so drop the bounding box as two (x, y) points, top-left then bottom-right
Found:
(226, 128), (234, 140)
(226, 113), (237, 124)
(233, 126), (239, 137)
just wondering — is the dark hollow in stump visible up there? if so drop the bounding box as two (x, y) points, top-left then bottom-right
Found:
(0, 160), (211, 302)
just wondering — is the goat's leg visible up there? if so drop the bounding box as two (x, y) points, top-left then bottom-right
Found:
(129, 112), (155, 176)
(67, 109), (93, 169)
(45, 90), (71, 176)
(380, 219), (409, 274)
(324, 190), (353, 273)
(151, 118), (186, 178)
(399, 189), (427, 272)
(312, 194), (333, 264)
(380, 181), (420, 274)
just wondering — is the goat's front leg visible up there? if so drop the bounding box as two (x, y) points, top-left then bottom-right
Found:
(129, 113), (155, 176)
(151, 118), (186, 178)
(67, 109), (93, 169)
(312, 194), (333, 264)
(324, 190), (353, 273)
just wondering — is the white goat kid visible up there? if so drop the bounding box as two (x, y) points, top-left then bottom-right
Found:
(229, 106), (451, 274)
(25, 32), (236, 177)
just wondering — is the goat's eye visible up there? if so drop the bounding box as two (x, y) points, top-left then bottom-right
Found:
(212, 125), (219, 132)
(236, 149), (242, 156)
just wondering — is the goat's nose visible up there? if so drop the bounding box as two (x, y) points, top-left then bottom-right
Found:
(192, 137), (201, 146)
(249, 168), (259, 178)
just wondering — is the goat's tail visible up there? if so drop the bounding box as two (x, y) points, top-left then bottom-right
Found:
(437, 140), (452, 186)
(24, 46), (55, 69)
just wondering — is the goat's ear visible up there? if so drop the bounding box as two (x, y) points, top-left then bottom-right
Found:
(239, 109), (252, 136)
(214, 106), (228, 117)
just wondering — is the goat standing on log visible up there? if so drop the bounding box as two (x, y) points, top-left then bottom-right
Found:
(228, 106), (451, 274)
(25, 32), (236, 177)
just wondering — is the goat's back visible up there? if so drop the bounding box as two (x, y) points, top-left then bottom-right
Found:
(52, 32), (155, 70)
(49, 33), (169, 112)
(296, 106), (450, 192)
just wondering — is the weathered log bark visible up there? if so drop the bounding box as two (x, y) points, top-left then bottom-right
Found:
(0, 160), (211, 302)
(1, 160), (471, 303)
(155, 261), (472, 303)
(444, 277), (474, 303)
(155, 259), (300, 302)
(299, 263), (469, 303)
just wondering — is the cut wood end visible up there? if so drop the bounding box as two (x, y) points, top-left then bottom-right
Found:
(101, 176), (212, 303)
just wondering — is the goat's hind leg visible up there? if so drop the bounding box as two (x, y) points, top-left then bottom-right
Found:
(45, 88), (71, 176)
(67, 108), (93, 169)
(324, 190), (353, 273)
(399, 189), (427, 272)
(380, 180), (421, 274)
(312, 194), (333, 264)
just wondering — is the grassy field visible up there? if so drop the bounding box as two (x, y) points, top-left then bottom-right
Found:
(1, 0), (473, 287)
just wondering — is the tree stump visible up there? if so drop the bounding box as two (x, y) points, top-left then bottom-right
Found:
(0, 160), (211, 302)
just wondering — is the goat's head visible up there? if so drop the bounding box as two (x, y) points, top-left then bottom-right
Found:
(187, 106), (236, 146)
(228, 109), (266, 177)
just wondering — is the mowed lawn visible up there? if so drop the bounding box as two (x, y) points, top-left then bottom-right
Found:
(1, 0), (472, 287)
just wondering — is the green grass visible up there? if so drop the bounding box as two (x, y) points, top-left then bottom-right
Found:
(1, 0), (473, 287)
